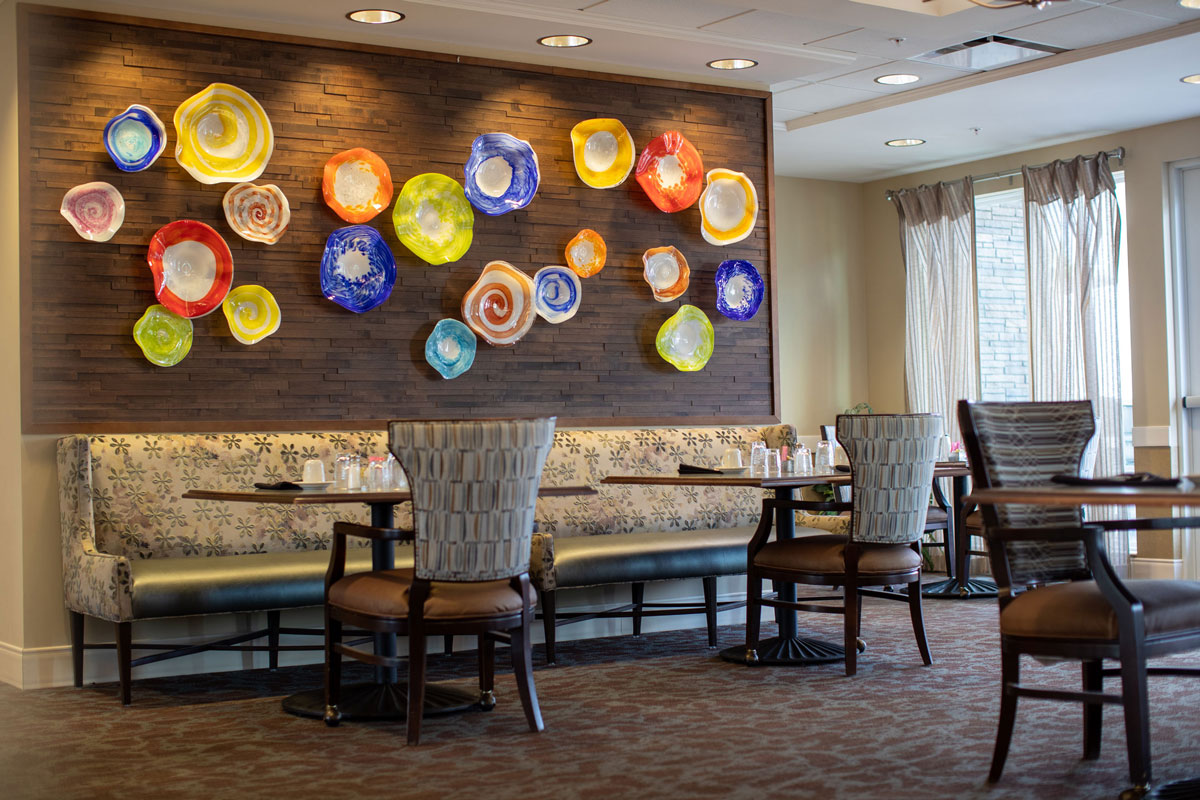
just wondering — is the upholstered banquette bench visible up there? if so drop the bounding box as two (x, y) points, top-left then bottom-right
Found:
(59, 425), (808, 702)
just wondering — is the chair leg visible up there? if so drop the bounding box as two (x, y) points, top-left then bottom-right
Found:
(478, 633), (496, 709)
(539, 590), (557, 665)
(907, 576), (932, 666)
(989, 647), (1020, 783)
(70, 611), (85, 688)
(511, 596), (544, 733)
(444, 635), (454, 656)
(323, 611), (342, 726)
(115, 622), (132, 706)
(406, 630), (428, 746)
(1119, 637), (1152, 790)
(745, 572), (762, 663)
(631, 582), (645, 637)
(702, 576), (718, 647)
(1082, 659), (1103, 760)
(843, 583), (858, 676)
(267, 610), (281, 672)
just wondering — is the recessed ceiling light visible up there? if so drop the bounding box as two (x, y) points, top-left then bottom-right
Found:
(707, 58), (758, 70)
(886, 138), (926, 147)
(537, 35), (592, 48)
(1183, 74), (1200, 84)
(1180, 0), (1200, 9)
(346, 9), (404, 24)
(875, 73), (920, 85)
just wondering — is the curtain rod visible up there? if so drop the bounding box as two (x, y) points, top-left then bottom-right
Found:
(884, 146), (1125, 201)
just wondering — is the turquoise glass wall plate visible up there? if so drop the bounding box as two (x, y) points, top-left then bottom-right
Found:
(463, 133), (540, 215)
(319, 225), (397, 313)
(103, 104), (167, 172)
(533, 266), (581, 324)
(425, 318), (477, 379)
(655, 304), (714, 372)
(714, 259), (764, 321)
(392, 173), (474, 264)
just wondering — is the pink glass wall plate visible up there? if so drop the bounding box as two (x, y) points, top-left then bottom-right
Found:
(60, 182), (125, 242)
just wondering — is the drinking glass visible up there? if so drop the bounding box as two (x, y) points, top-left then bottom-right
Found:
(765, 448), (782, 477)
(333, 453), (353, 490)
(749, 441), (768, 477)
(815, 440), (836, 475)
(366, 456), (389, 491)
(795, 444), (813, 475)
(386, 454), (408, 489)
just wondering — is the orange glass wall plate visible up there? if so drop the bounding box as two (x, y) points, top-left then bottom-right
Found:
(570, 118), (635, 189)
(461, 260), (536, 347)
(642, 245), (690, 302)
(322, 147), (394, 223)
(699, 168), (758, 246)
(565, 229), (607, 278)
(634, 131), (704, 213)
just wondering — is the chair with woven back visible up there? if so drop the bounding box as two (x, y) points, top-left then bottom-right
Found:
(322, 417), (556, 744)
(958, 399), (1200, 796)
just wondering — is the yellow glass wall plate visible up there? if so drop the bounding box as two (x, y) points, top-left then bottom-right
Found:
(655, 304), (714, 372)
(221, 284), (282, 344)
(392, 173), (475, 264)
(570, 119), (635, 189)
(700, 168), (759, 246)
(133, 304), (193, 367)
(174, 83), (275, 185)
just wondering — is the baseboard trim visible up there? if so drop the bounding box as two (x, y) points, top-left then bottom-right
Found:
(1129, 556), (1184, 579)
(0, 640), (23, 688)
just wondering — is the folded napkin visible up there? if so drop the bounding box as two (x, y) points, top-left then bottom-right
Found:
(1051, 472), (1187, 488)
(679, 464), (723, 475)
(253, 481), (302, 491)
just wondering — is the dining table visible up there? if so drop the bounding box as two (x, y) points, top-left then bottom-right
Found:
(601, 462), (972, 666)
(182, 483), (596, 721)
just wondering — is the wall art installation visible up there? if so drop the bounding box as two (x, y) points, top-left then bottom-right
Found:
(700, 168), (759, 246)
(533, 266), (582, 324)
(564, 228), (607, 278)
(60, 182), (125, 242)
(635, 131), (704, 213)
(319, 225), (397, 313)
(656, 304), (714, 372)
(173, 82), (275, 184)
(714, 259), (764, 321)
(222, 182), (290, 244)
(463, 133), (540, 215)
(102, 103), (166, 172)
(146, 220), (234, 318)
(570, 118), (634, 189)
(221, 284), (282, 344)
(425, 318), (477, 379)
(392, 173), (475, 264)
(462, 260), (536, 346)
(132, 304), (193, 367)
(642, 245), (690, 302)
(322, 147), (393, 224)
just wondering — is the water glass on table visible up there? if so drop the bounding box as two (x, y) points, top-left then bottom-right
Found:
(795, 444), (813, 475)
(749, 441), (768, 477)
(334, 453), (362, 491)
(765, 448), (782, 477)
(815, 440), (836, 475)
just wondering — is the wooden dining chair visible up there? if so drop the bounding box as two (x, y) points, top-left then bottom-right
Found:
(746, 413), (943, 675)
(958, 399), (1200, 795)
(323, 417), (556, 744)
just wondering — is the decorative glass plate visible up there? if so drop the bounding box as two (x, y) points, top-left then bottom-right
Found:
(463, 133), (539, 215)
(133, 304), (193, 367)
(322, 147), (393, 223)
(61, 182), (125, 242)
(570, 119), (634, 189)
(222, 284), (281, 344)
(715, 259), (764, 321)
(425, 318), (477, 380)
(565, 228), (607, 278)
(533, 266), (582, 324)
(392, 173), (475, 264)
(319, 225), (396, 313)
(700, 168), (759, 246)
(103, 104), (166, 172)
(642, 246), (690, 302)
(635, 131), (704, 213)
(461, 261), (536, 347)
(173, 82), (274, 184)
(223, 182), (290, 244)
(656, 304), (714, 372)
(146, 220), (234, 318)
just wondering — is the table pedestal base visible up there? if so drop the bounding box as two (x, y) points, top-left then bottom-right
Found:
(282, 681), (484, 721)
(920, 577), (998, 599)
(719, 635), (845, 666)
(1141, 777), (1200, 800)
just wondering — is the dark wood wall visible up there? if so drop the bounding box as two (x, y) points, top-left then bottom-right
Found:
(19, 6), (777, 433)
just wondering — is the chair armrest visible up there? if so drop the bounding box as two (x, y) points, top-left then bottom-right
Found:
(987, 524), (1104, 543)
(332, 521), (415, 541)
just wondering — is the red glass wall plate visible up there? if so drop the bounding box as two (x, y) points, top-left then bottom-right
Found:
(146, 220), (235, 318)
(634, 131), (704, 213)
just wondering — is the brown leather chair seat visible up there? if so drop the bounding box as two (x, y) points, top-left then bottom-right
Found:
(1000, 578), (1200, 641)
(329, 568), (536, 621)
(753, 534), (922, 576)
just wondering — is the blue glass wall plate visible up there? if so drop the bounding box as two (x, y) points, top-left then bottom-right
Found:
(103, 104), (167, 172)
(319, 225), (397, 313)
(463, 133), (540, 215)
(714, 259), (764, 321)
(533, 266), (582, 324)
(425, 318), (477, 379)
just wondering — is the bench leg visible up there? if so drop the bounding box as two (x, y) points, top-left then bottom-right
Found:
(539, 590), (557, 665)
(702, 576), (718, 647)
(267, 610), (280, 671)
(70, 611), (85, 688)
(631, 583), (645, 637)
(115, 621), (132, 706)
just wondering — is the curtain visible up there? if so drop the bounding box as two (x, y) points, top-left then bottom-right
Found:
(894, 178), (978, 445)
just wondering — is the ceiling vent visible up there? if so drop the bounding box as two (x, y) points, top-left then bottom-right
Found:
(912, 35), (1067, 70)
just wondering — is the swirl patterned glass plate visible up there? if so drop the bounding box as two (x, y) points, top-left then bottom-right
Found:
(463, 133), (539, 215)
(715, 260), (764, 321)
(392, 173), (475, 264)
(222, 284), (282, 344)
(223, 182), (290, 244)
(425, 318), (477, 379)
(322, 147), (393, 224)
(61, 182), (125, 242)
(461, 260), (536, 347)
(635, 131), (704, 213)
(570, 118), (634, 189)
(656, 304), (714, 372)
(103, 104), (167, 172)
(533, 266), (582, 324)
(700, 168), (759, 246)
(642, 245), (689, 302)
(320, 225), (397, 313)
(146, 220), (234, 318)
(133, 304), (193, 367)
(174, 82), (274, 185)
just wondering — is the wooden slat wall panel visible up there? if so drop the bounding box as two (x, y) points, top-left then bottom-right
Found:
(20, 8), (776, 433)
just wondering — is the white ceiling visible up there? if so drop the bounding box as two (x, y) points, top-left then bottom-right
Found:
(45, 0), (1200, 182)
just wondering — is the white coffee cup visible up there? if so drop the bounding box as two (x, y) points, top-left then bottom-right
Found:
(720, 447), (743, 468)
(302, 458), (325, 483)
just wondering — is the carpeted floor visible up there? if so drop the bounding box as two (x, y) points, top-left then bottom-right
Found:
(1, 598), (1197, 800)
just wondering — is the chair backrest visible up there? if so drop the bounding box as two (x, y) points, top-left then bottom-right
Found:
(836, 414), (943, 544)
(957, 400), (1093, 586)
(389, 418), (556, 582)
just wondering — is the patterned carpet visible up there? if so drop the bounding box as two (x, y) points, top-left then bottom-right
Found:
(1, 598), (1197, 800)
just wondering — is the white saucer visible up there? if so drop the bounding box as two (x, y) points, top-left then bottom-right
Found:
(296, 480), (332, 489)
(718, 466), (748, 475)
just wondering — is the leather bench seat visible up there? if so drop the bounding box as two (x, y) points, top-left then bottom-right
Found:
(550, 526), (758, 589)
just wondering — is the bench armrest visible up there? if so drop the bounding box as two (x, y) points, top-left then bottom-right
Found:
(530, 531), (556, 591)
